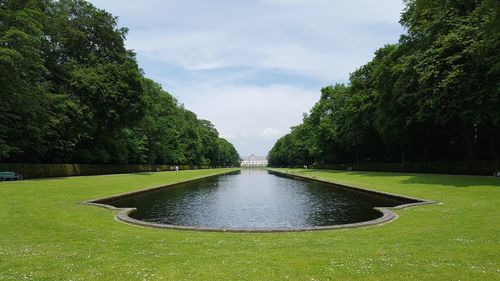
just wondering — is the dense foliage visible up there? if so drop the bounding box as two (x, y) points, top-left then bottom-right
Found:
(0, 0), (239, 166)
(269, 0), (499, 167)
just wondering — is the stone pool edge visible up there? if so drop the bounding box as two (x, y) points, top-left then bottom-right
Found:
(82, 168), (436, 233)
(266, 169), (437, 227)
(81, 169), (240, 225)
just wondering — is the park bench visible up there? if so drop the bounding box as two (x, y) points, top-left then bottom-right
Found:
(0, 171), (22, 181)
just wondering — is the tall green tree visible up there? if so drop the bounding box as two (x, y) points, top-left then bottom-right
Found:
(0, 0), (240, 166)
(0, 0), (50, 162)
(269, 0), (499, 167)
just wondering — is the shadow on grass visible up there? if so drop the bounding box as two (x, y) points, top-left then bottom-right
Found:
(133, 172), (156, 176)
(292, 169), (500, 188)
(399, 175), (500, 188)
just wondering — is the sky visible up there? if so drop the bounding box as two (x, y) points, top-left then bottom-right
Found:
(87, 0), (405, 156)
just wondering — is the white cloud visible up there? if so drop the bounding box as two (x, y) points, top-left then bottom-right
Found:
(259, 0), (315, 5)
(87, 0), (405, 155)
(91, 0), (404, 81)
(178, 84), (318, 155)
(259, 128), (282, 139)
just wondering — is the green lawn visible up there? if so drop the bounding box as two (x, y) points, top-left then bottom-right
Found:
(0, 168), (499, 280)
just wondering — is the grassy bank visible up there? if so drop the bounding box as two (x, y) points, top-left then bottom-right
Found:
(1, 168), (499, 280)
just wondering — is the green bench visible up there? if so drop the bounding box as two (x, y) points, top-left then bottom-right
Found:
(0, 171), (22, 181)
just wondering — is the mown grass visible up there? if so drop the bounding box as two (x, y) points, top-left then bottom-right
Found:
(0, 168), (499, 280)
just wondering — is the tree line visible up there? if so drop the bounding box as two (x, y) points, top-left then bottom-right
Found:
(269, 0), (499, 167)
(0, 0), (240, 166)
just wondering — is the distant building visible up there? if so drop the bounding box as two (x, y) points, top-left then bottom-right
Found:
(240, 155), (268, 167)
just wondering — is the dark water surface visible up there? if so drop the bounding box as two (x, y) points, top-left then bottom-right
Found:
(107, 169), (411, 229)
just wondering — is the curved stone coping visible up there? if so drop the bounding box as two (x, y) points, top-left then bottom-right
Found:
(82, 169), (239, 205)
(267, 169), (437, 210)
(82, 169), (436, 233)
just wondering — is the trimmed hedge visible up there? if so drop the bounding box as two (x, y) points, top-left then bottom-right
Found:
(312, 161), (500, 176)
(0, 163), (212, 179)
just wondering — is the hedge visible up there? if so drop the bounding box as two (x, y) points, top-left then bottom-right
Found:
(0, 163), (212, 179)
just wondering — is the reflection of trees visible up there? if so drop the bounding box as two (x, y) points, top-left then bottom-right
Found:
(107, 171), (408, 228)
(240, 168), (268, 175)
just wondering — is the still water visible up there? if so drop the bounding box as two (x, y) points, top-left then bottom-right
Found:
(107, 169), (410, 229)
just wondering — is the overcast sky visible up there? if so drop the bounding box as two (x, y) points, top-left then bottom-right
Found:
(88, 0), (405, 156)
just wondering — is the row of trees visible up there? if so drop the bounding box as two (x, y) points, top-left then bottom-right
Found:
(269, 0), (499, 167)
(0, 0), (240, 166)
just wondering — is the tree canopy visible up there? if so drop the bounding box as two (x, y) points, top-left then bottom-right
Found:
(269, 0), (499, 167)
(0, 0), (240, 166)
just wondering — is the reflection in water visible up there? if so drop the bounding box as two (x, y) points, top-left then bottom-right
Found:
(107, 169), (411, 229)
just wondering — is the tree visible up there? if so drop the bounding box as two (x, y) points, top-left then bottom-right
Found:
(0, 0), (240, 166)
(269, 0), (500, 167)
(0, 0), (50, 162)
